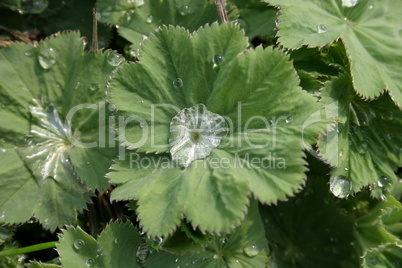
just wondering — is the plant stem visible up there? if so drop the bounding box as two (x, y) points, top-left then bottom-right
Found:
(92, 7), (98, 51)
(0, 241), (57, 257)
(215, 0), (229, 23)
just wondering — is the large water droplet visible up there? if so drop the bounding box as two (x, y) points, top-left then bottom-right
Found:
(74, 239), (85, 250)
(146, 15), (153, 23)
(317, 24), (328, 34)
(357, 142), (368, 154)
(173, 78), (183, 87)
(86, 258), (95, 266)
(342, 0), (359, 7)
(107, 51), (124, 66)
(169, 104), (229, 167)
(28, 216), (37, 223)
(212, 54), (224, 67)
(179, 5), (190, 15)
(330, 175), (352, 198)
(377, 176), (390, 188)
(243, 244), (259, 257)
(381, 111), (393, 121)
(20, 0), (49, 14)
(38, 47), (58, 69)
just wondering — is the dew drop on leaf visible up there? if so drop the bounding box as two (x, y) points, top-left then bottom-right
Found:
(285, 117), (293, 123)
(342, 0), (359, 7)
(377, 176), (389, 188)
(107, 51), (124, 67)
(386, 133), (394, 140)
(275, 18), (280, 27)
(169, 104), (229, 167)
(357, 142), (368, 154)
(179, 5), (190, 16)
(212, 54), (224, 66)
(243, 244), (260, 257)
(317, 24), (328, 34)
(73, 239), (85, 250)
(173, 78), (183, 87)
(175, 258), (179, 263)
(38, 47), (58, 69)
(19, 0), (48, 14)
(75, 82), (81, 90)
(96, 248), (103, 256)
(28, 216), (37, 223)
(86, 258), (95, 266)
(89, 83), (101, 92)
(114, 238), (119, 244)
(24, 50), (33, 57)
(330, 175), (352, 198)
(146, 15), (153, 24)
(381, 111), (393, 121)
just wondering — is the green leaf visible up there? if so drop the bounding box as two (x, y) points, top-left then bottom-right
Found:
(230, 0), (277, 38)
(260, 176), (360, 268)
(356, 196), (402, 267)
(0, 32), (117, 230)
(56, 221), (142, 268)
(108, 23), (327, 237)
(266, 0), (402, 107)
(318, 75), (402, 197)
(97, 0), (221, 51)
(146, 201), (269, 268)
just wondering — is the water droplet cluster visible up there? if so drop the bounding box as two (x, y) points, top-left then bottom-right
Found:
(169, 104), (229, 167)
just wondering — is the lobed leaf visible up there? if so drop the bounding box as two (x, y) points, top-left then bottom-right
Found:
(266, 0), (402, 107)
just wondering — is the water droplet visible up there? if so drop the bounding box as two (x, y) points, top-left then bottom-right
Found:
(221, 238), (228, 244)
(212, 54), (224, 66)
(74, 239), (85, 250)
(377, 176), (389, 188)
(243, 244), (260, 257)
(146, 15), (153, 23)
(344, 167), (349, 171)
(381, 111), (393, 121)
(38, 47), (58, 69)
(175, 258), (180, 263)
(339, 150), (344, 157)
(330, 175), (352, 198)
(213, 254), (219, 259)
(179, 5), (190, 16)
(387, 133), (394, 140)
(142, 35), (148, 41)
(89, 83), (101, 92)
(28, 216), (37, 223)
(342, 0), (359, 7)
(24, 50), (33, 57)
(107, 51), (124, 66)
(75, 82), (81, 90)
(169, 104), (229, 167)
(1, 148), (6, 153)
(86, 258), (95, 266)
(275, 18), (280, 27)
(285, 117), (293, 124)
(369, 4), (374, 9)
(114, 238), (119, 244)
(19, 0), (48, 14)
(317, 24), (328, 34)
(173, 78), (183, 87)
(96, 248), (103, 256)
(357, 142), (368, 154)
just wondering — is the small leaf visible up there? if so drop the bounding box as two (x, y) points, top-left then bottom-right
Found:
(57, 221), (142, 268)
(318, 75), (402, 197)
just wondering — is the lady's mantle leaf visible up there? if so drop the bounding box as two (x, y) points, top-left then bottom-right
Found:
(56, 221), (142, 268)
(266, 0), (402, 107)
(108, 24), (326, 237)
(146, 201), (269, 268)
(318, 75), (402, 197)
(356, 196), (402, 267)
(97, 0), (220, 50)
(0, 32), (117, 230)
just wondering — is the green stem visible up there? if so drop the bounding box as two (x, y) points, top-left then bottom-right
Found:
(0, 241), (57, 257)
